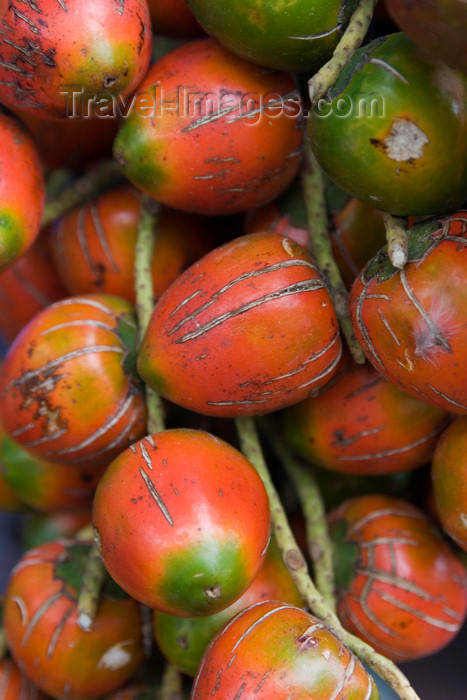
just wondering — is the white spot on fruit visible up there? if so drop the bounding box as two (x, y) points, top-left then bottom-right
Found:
(383, 118), (429, 162)
(282, 238), (295, 257)
(97, 640), (133, 670)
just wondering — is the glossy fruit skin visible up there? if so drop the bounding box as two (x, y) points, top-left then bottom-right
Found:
(0, 0), (152, 119)
(0, 236), (66, 344)
(3, 539), (145, 699)
(191, 600), (380, 699)
(48, 186), (212, 303)
(245, 182), (387, 288)
(1, 434), (106, 513)
(153, 536), (303, 676)
(138, 232), (342, 418)
(0, 657), (52, 700)
(308, 33), (467, 216)
(0, 113), (44, 273)
(93, 429), (271, 616)
(0, 294), (147, 469)
(329, 495), (467, 662)
(185, 0), (359, 72)
(431, 417), (467, 551)
(349, 211), (467, 414)
(147, 0), (203, 37)
(282, 357), (449, 475)
(113, 38), (303, 216)
(385, 0), (467, 75)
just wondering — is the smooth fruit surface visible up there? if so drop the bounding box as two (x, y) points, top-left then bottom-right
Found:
(93, 429), (271, 616)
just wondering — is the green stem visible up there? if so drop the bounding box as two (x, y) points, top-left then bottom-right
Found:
(235, 416), (420, 700)
(134, 194), (166, 434)
(161, 662), (184, 700)
(384, 214), (409, 269)
(42, 160), (124, 227)
(77, 543), (108, 632)
(308, 0), (378, 103)
(300, 140), (365, 364)
(0, 626), (7, 660)
(271, 436), (336, 611)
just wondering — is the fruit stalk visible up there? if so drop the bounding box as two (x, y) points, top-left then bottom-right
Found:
(134, 194), (165, 434)
(300, 140), (365, 364)
(235, 415), (421, 700)
(308, 0), (378, 103)
(161, 660), (185, 700)
(77, 543), (108, 632)
(42, 161), (124, 226)
(270, 433), (336, 611)
(384, 213), (409, 269)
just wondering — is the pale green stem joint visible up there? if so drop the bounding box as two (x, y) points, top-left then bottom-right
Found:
(384, 213), (409, 269)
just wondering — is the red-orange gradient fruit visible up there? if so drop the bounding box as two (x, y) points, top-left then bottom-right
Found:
(0, 113), (44, 273)
(191, 600), (379, 699)
(3, 539), (145, 699)
(113, 38), (303, 215)
(0, 294), (147, 469)
(0, 236), (67, 344)
(48, 185), (213, 302)
(93, 429), (271, 616)
(138, 232), (342, 417)
(282, 358), (449, 475)
(329, 494), (467, 662)
(350, 211), (467, 414)
(0, 0), (152, 119)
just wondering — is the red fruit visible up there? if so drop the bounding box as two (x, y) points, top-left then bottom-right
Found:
(191, 600), (380, 699)
(48, 186), (213, 302)
(350, 211), (467, 414)
(113, 38), (303, 215)
(329, 494), (467, 662)
(92, 429), (271, 616)
(0, 294), (147, 469)
(0, 113), (44, 273)
(431, 417), (467, 551)
(0, 657), (51, 700)
(137, 232), (342, 417)
(3, 539), (145, 699)
(0, 236), (67, 344)
(0, 0), (152, 119)
(282, 357), (449, 475)
(153, 536), (303, 676)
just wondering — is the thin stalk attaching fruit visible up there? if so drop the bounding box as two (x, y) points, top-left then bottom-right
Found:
(308, 0), (378, 103)
(235, 415), (421, 700)
(384, 213), (409, 269)
(300, 141), (365, 364)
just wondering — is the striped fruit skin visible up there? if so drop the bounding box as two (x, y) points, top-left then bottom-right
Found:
(282, 357), (449, 476)
(92, 429), (271, 616)
(329, 495), (467, 662)
(191, 600), (380, 699)
(3, 540), (145, 699)
(113, 38), (303, 216)
(0, 0), (152, 119)
(0, 113), (44, 273)
(48, 186), (213, 303)
(349, 211), (467, 415)
(0, 294), (147, 469)
(137, 233), (342, 418)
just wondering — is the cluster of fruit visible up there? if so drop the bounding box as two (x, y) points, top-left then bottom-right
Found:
(0, 1), (466, 699)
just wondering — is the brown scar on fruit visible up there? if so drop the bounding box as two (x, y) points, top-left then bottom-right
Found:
(371, 118), (429, 162)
